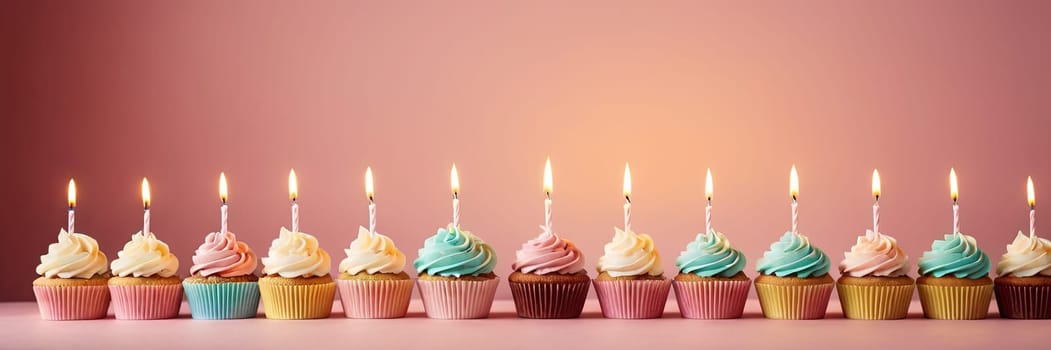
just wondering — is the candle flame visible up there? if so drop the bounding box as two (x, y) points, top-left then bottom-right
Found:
(950, 168), (958, 202)
(623, 162), (632, 199)
(872, 169), (881, 199)
(1028, 176), (1036, 208)
(366, 166), (375, 200)
(705, 168), (713, 201)
(543, 157), (553, 196)
(67, 179), (76, 208)
(219, 172), (228, 203)
(789, 165), (799, 200)
(288, 168), (298, 201)
(141, 178), (151, 209)
(451, 164), (460, 196)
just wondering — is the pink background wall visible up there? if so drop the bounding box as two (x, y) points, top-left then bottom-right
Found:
(4, 1), (1051, 301)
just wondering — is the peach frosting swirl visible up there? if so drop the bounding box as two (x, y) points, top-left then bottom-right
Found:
(839, 230), (909, 277)
(190, 231), (258, 277)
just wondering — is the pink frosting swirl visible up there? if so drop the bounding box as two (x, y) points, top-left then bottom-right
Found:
(511, 229), (586, 275)
(190, 231), (258, 277)
(839, 230), (909, 277)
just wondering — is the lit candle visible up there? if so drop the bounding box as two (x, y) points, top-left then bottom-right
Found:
(67, 179), (76, 233)
(623, 163), (632, 232)
(451, 164), (460, 229)
(289, 169), (299, 232)
(543, 157), (553, 234)
(871, 169), (881, 238)
(1028, 176), (1036, 238)
(790, 165), (799, 234)
(705, 168), (713, 234)
(219, 172), (228, 234)
(366, 166), (376, 236)
(950, 168), (959, 234)
(142, 178), (151, 235)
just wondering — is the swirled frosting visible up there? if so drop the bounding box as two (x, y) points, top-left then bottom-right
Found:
(597, 227), (663, 277)
(996, 232), (1051, 277)
(675, 231), (746, 278)
(261, 227), (332, 278)
(511, 227), (586, 275)
(413, 224), (497, 277)
(839, 230), (910, 277)
(918, 232), (990, 279)
(190, 231), (258, 277)
(36, 229), (109, 279)
(110, 231), (180, 278)
(756, 231), (830, 278)
(339, 226), (406, 275)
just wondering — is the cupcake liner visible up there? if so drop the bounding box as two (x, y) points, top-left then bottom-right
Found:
(258, 280), (336, 320)
(183, 281), (260, 320)
(32, 285), (110, 321)
(754, 282), (833, 320)
(592, 279), (672, 319)
(836, 283), (914, 320)
(416, 278), (499, 319)
(672, 279), (751, 319)
(336, 279), (414, 319)
(109, 284), (183, 320)
(994, 284), (1051, 319)
(917, 283), (993, 320)
(508, 280), (590, 319)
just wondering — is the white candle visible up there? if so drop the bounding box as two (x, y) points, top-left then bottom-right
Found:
(219, 172), (228, 234)
(451, 164), (460, 229)
(141, 178), (151, 235)
(790, 165), (799, 234)
(1028, 176), (1036, 238)
(289, 169), (299, 232)
(67, 179), (76, 233)
(623, 163), (631, 232)
(366, 167), (376, 236)
(543, 157), (553, 234)
(705, 168), (712, 234)
(950, 168), (959, 234)
(871, 169), (881, 238)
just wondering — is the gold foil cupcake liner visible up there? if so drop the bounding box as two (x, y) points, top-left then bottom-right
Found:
(754, 282), (834, 320)
(258, 279), (336, 320)
(917, 283), (993, 320)
(836, 283), (914, 320)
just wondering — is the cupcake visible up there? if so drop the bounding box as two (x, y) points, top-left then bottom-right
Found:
(414, 224), (498, 319)
(837, 230), (913, 320)
(108, 231), (182, 320)
(182, 231), (260, 319)
(673, 231), (749, 319)
(33, 229), (111, 320)
(258, 227), (335, 320)
(916, 232), (992, 320)
(336, 226), (412, 319)
(755, 231), (833, 320)
(594, 227), (671, 319)
(994, 232), (1051, 319)
(508, 226), (588, 319)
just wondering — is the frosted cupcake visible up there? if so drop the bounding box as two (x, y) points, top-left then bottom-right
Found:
(837, 230), (913, 320)
(509, 227), (588, 319)
(336, 226), (412, 319)
(414, 224), (498, 319)
(995, 232), (1051, 319)
(33, 229), (111, 320)
(673, 231), (749, 319)
(259, 227), (334, 319)
(594, 227), (670, 319)
(109, 231), (182, 320)
(183, 231), (259, 319)
(917, 232), (992, 319)
(755, 231), (833, 320)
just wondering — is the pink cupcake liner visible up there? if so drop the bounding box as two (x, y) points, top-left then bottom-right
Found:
(336, 279), (414, 319)
(109, 284), (183, 320)
(416, 278), (499, 319)
(508, 280), (590, 319)
(672, 279), (751, 319)
(32, 285), (110, 321)
(593, 279), (672, 319)
(994, 284), (1051, 319)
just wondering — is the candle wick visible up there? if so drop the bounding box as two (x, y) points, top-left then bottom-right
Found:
(625, 195), (631, 204)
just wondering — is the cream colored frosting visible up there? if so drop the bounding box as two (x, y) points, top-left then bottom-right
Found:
(839, 230), (910, 277)
(597, 227), (663, 277)
(110, 231), (180, 278)
(261, 227), (332, 278)
(36, 229), (109, 279)
(997, 231), (1051, 277)
(338, 226), (406, 275)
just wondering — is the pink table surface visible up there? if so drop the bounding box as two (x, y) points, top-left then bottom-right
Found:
(1, 299), (1045, 349)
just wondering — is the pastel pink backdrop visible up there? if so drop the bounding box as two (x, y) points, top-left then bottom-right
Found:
(3, 1), (1050, 302)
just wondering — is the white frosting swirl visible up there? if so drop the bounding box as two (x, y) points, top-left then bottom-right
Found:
(597, 227), (663, 277)
(339, 226), (406, 275)
(110, 231), (180, 278)
(262, 227), (332, 278)
(36, 229), (109, 279)
(997, 231), (1051, 277)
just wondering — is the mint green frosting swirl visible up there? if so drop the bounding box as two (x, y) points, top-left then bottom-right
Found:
(675, 231), (746, 277)
(918, 232), (990, 279)
(414, 225), (497, 277)
(756, 231), (830, 278)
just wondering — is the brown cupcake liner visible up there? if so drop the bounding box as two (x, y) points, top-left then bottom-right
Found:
(994, 283), (1051, 319)
(836, 283), (914, 320)
(917, 283), (993, 320)
(509, 280), (590, 319)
